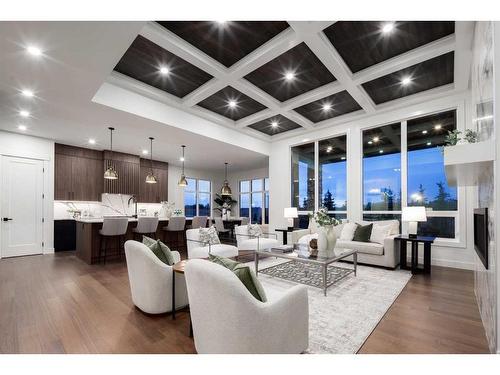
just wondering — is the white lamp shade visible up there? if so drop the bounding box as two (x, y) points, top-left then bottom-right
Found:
(284, 207), (298, 219)
(402, 207), (427, 222)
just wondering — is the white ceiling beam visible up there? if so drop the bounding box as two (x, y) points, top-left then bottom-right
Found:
(235, 108), (278, 128)
(454, 21), (475, 92)
(286, 111), (315, 129)
(289, 21), (377, 114)
(352, 34), (456, 85)
(281, 81), (344, 111)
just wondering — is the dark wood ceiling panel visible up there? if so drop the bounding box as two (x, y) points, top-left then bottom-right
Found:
(157, 21), (290, 67)
(244, 42), (336, 102)
(196, 86), (267, 120)
(407, 110), (456, 151)
(323, 21), (455, 73)
(248, 114), (302, 135)
(293, 90), (363, 123)
(362, 52), (454, 105)
(114, 35), (213, 98)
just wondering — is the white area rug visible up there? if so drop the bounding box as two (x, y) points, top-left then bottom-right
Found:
(246, 258), (411, 354)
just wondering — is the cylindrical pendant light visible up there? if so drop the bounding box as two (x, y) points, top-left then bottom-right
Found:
(104, 127), (118, 180)
(178, 145), (188, 187)
(145, 137), (157, 184)
(221, 162), (232, 196)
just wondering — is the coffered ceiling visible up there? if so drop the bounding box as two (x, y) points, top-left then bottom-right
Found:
(108, 21), (473, 140)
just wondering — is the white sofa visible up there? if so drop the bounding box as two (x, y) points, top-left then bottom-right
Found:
(124, 240), (189, 314)
(184, 259), (309, 353)
(185, 228), (238, 259)
(292, 220), (400, 269)
(235, 224), (280, 251)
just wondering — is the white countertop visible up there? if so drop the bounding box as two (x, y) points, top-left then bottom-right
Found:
(74, 217), (170, 223)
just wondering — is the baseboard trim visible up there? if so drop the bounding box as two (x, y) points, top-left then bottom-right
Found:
(405, 256), (475, 270)
(43, 248), (55, 255)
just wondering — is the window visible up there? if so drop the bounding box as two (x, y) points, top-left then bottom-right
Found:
(363, 123), (402, 212)
(407, 110), (457, 238)
(291, 142), (315, 211)
(184, 178), (211, 217)
(319, 135), (347, 214)
(239, 178), (269, 224)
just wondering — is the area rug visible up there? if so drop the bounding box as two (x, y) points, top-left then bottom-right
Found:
(246, 258), (411, 354)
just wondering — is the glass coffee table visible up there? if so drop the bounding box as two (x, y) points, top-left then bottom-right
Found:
(255, 245), (357, 296)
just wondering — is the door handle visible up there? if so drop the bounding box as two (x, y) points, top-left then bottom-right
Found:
(2, 218), (13, 222)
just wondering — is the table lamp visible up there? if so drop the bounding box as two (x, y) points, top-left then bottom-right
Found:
(284, 207), (298, 231)
(402, 206), (427, 238)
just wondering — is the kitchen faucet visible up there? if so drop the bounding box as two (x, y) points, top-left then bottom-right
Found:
(128, 195), (138, 218)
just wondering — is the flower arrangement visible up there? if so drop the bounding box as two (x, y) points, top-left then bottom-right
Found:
(173, 209), (183, 216)
(308, 207), (340, 227)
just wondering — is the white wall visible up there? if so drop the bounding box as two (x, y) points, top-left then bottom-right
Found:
(269, 91), (479, 270)
(0, 131), (55, 255)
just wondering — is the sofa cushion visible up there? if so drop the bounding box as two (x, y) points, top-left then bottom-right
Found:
(340, 222), (357, 240)
(190, 244), (238, 259)
(334, 223), (345, 237)
(336, 240), (384, 256)
(142, 236), (175, 265)
(361, 220), (399, 235)
(370, 223), (393, 244)
(248, 224), (263, 237)
(209, 254), (267, 302)
(352, 223), (373, 242)
(239, 237), (279, 251)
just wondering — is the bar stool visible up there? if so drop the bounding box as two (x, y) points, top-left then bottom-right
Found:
(99, 216), (128, 264)
(191, 216), (208, 229)
(162, 216), (186, 251)
(132, 217), (159, 241)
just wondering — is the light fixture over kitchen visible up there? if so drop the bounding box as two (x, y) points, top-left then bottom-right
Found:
(221, 162), (232, 196)
(178, 145), (188, 187)
(104, 127), (118, 180)
(145, 137), (157, 184)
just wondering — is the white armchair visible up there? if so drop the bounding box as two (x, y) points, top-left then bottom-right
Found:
(124, 240), (188, 314)
(184, 259), (309, 353)
(235, 225), (280, 251)
(185, 228), (238, 259)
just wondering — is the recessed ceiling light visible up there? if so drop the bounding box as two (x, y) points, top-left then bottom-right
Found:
(142, 149), (148, 155)
(379, 149), (384, 154)
(180, 156), (185, 162)
(19, 110), (30, 118)
(381, 22), (395, 34)
(271, 121), (278, 128)
(27, 45), (42, 56)
(21, 89), (34, 98)
(426, 142), (432, 146)
(159, 66), (169, 75)
(373, 136), (379, 143)
(368, 140), (373, 145)
(341, 156), (346, 160)
(322, 103), (332, 111)
(228, 100), (237, 108)
(434, 124), (442, 130)
(18, 124), (27, 131)
(401, 76), (412, 85)
(216, 21), (227, 25)
(326, 146), (333, 153)
(88, 139), (96, 145)
(285, 72), (295, 81)
(422, 130), (428, 134)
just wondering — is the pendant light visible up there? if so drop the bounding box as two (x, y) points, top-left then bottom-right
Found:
(221, 162), (232, 196)
(104, 127), (118, 180)
(145, 137), (157, 184)
(178, 145), (188, 187)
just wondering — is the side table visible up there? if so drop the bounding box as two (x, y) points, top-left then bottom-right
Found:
(394, 235), (435, 275)
(171, 259), (193, 337)
(274, 228), (297, 245)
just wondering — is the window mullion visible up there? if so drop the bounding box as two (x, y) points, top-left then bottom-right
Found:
(314, 140), (319, 212)
(401, 120), (408, 234)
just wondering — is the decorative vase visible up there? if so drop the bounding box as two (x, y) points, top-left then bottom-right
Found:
(316, 225), (337, 258)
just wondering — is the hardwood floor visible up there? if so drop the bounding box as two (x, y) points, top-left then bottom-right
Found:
(0, 252), (490, 354)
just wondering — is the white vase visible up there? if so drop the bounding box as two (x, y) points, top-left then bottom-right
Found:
(316, 225), (337, 258)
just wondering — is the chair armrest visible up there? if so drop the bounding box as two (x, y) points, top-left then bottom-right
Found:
(291, 229), (310, 244)
(171, 250), (181, 264)
(260, 232), (278, 239)
(187, 238), (209, 246)
(235, 233), (258, 239)
(383, 234), (400, 266)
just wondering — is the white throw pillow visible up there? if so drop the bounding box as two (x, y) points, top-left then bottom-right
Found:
(199, 226), (220, 245)
(340, 222), (357, 241)
(370, 223), (392, 244)
(334, 223), (345, 238)
(248, 224), (263, 237)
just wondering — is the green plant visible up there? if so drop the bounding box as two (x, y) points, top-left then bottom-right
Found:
(464, 129), (478, 143)
(308, 207), (340, 227)
(444, 129), (461, 146)
(213, 193), (237, 213)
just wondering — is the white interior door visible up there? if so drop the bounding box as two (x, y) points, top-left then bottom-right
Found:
(1, 156), (44, 258)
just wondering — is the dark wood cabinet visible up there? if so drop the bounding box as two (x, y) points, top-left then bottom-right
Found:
(139, 159), (168, 203)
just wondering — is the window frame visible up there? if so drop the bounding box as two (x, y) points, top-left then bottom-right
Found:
(184, 177), (212, 218)
(239, 177), (269, 224)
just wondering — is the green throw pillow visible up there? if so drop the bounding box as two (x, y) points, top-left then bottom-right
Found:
(352, 223), (373, 242)
(209, 254), (267, 302)
(142, 236), (175, 266)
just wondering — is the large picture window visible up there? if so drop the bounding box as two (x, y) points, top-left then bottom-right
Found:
(239, 178), (269, 224)
(184, 178), (211, 217)
(291, 142), (315, 211)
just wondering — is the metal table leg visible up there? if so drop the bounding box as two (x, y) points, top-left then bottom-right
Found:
(254, 251), (259, 276)
(323, 264), (327, 296)
(172, 272), (176, 320)
(354, 252), (357, 276)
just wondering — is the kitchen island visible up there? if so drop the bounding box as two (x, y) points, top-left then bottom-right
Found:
(75, 217), (191, 264)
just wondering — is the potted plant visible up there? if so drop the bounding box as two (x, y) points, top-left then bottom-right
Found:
(308, 207), (340, 258)
(213, 194), (237, 219)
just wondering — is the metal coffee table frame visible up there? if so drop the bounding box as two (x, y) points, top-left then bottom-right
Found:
(255, 248), (357, 296)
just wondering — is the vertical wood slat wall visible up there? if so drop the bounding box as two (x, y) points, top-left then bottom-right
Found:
(103, 150), (140, 195)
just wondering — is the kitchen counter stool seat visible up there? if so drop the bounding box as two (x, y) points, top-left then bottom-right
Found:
(162, 216), (186, 251)
(98, 216), (128, 264)
(132, 217), (159, 240)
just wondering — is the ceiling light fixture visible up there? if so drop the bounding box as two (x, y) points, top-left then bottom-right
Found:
(368, 140), (373, 145)
(381, 22), (395, 34)
(159, 66), (170, 75)
(21, 89), (34, 98)
(322, 103), (332, 111)
(145, 137), (157, 184)
(104, 127), (118, 180)
(379, 149), (384, 154)
(285, 72), (295, 81)
(422, 130), (428, 134)
(434, 124), (442, 130)
(228, 100), (237, 108)
(326, 146), (333, 153)
(18, 125), (27, 131)
(271, 121), (279, 128)
(142, 149), (148, 155)
(19, 110), (30, 118)
(426, 142), (432, 146)
(88, 138), (96, 145)
(27, 45), (42, 56)
(373, 136), (379, 143)
(178, 145), (188, 187)
(221, 162), (232, 196)
(401, 76), (412, 85)
(341, 156), (346, 160)
(216, 21), (227, 25)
